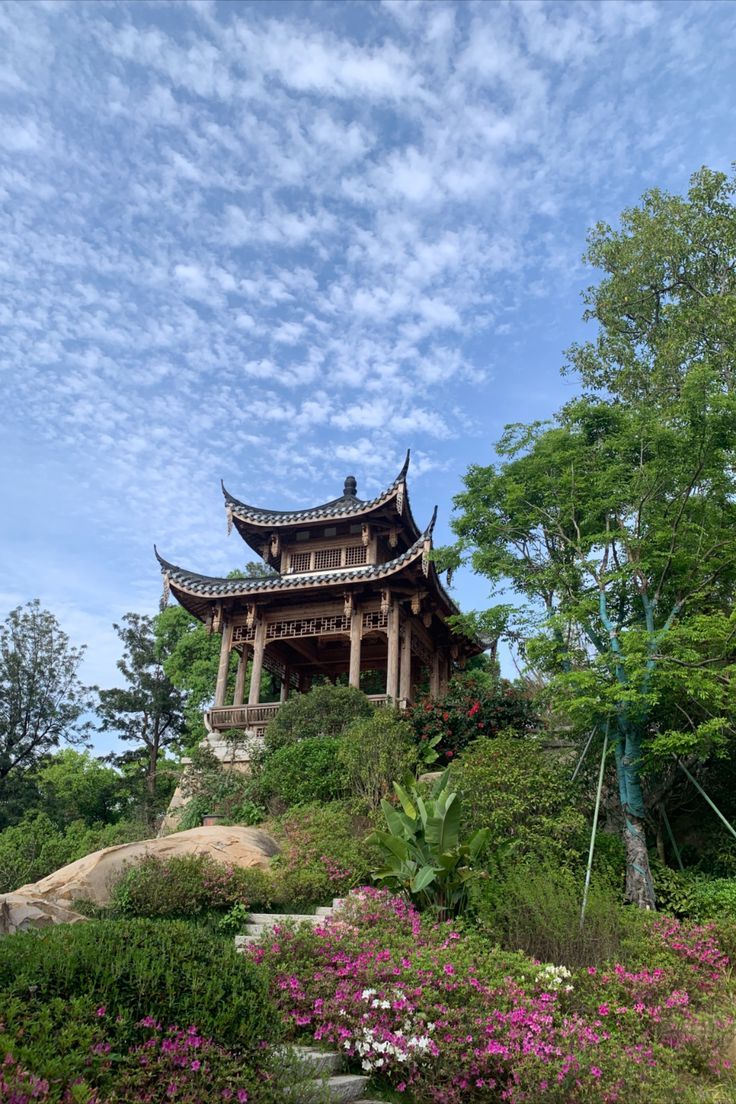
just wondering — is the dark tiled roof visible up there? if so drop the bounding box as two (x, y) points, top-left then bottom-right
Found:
(155, 506), (436, 599)
(222, 450), (411, 527)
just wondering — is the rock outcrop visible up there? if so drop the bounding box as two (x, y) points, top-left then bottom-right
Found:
(0, 825), (279, 929)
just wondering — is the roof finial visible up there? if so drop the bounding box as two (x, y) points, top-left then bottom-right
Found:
(343, 475), (357, 498)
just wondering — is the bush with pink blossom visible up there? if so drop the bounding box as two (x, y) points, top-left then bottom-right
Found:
(250, 887), (736, 1103)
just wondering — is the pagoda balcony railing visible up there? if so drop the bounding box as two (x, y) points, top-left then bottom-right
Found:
(207, 694), (392, 733)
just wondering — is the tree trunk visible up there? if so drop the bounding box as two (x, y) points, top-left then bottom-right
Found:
(623, 811), (656, 908)
(615, 720), (657, 910)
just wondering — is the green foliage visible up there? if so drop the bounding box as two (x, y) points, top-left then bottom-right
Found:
(368, 770), (489, 918)
(177, 742), (265, 829)
(0, 918), (278, 1051)
(410, 674), (538, 764)
(0, 600), (94, 812)
(0, 811), (148, 894)
(451, 735), (586, 865)
(263, 683), (372, 753)
(108, 853), (271, 919)
(449, 169), (736, 907)
(469, 863), (629, 968)
(35, 749), (124, 827)
(338, 709), (418, 808)
(260, 736), (345, 809)
(653, 863), (736, 921)
(99, 612), (186, 824)
(269, 801), (378, 909)
(155, 604), (224, 744)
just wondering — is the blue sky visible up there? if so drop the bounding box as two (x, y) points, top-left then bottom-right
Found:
(1, 0), (735, 749)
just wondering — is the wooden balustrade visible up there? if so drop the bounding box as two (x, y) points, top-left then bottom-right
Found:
(207, 695), (393, 731)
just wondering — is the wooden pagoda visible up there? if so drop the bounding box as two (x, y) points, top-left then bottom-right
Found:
(155, 451), (481, 739)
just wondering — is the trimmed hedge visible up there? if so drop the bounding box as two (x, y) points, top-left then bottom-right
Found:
(0, 918), (278, 1051)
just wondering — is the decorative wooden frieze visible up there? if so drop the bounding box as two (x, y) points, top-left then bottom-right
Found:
(362, 609), (388, 633)
(161, 571), (170, 610)
(410, 633), (433, 667)
(226, 504), (233, 536)
(421, 538), (431, 576)
(232, 624), (256, 644)
(266, 612), (351, 641)
(396, 482), (405, 515)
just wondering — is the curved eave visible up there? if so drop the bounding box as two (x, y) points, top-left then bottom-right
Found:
(222, 450), (420, 542)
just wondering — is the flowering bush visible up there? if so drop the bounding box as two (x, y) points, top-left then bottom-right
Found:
(251, 888), (735, 1103)
(0, 1000), (284, 1104)
(410, 675), (537, 765)
(109, 853), (272, 919)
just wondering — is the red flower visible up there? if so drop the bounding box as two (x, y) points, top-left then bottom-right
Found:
(467, 701), (480, 718)
(442, 712), (450, 721)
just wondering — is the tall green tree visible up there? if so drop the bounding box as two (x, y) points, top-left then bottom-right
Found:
(98, 613), (185, 824)
(0, 600), (94, 801)
(449, 167), (736, 908)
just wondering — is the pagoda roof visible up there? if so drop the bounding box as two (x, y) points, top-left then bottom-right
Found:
(156, 507), (434, 605)
(222, 450), (420, 546)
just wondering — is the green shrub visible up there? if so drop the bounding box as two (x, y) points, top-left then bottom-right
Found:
(653, 863), (736, 920)
(470, 862), (629, 967)
(451, 735), (586, 865)
(108, 853), (272, 919)
(0, 812), (148, 894)
(269, 801), (379, 908)
(0, 918), (277, 1052)
(178, 742), (265, 829)
(259, 736), (345, 808)
(410, 673), (538, 764)
(263, 683), (372, 753)
(338, 709), (418, 808)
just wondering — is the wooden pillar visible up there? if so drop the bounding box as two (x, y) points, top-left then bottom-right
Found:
(233, 646), (248, 706)
(386, 600), (400, 701)
(430, 650), (441, 698)
(439, 653), (450, 696)
(399, 620), (412, 704)
(248, 619), (267, 705)
(280, 665), (291, 702)
(214, 621), (233, 708)
(349, 610), (362, 689)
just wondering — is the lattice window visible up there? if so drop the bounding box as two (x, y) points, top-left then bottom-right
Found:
(345, 544), (367, 566)
(314, 547), (342, 570)
(232, 624), (255, 643)
(290, 551), (311, 572)
(363, 610), (388, 632)
(266, 613), (350, 640)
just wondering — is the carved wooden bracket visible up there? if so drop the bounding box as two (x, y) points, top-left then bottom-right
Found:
(270, 532), (281, 558)
(344, 592), (354, 619)
(212, 603), (222, 634)
(361, 523), (371, 547)
(388, 526), (398, 549)
(246, 604), (257, 629)
(226, 505), (233, 536)
(396, 482), (405, 515)
(411, 593), (422, 616)
(421, 539), (431, 576)
(380, 589), (391, 615)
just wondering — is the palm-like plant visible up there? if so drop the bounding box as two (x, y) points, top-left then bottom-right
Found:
(368, 770), (489, 918)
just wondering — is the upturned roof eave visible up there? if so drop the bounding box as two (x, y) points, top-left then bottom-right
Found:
(222, 450), (421, 543)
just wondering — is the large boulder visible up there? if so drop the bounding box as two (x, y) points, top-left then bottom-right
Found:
(4, 825), (279, 913)
(0, 893), (87, 935)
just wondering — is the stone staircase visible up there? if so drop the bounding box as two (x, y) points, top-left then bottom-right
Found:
(234, 898), (344, 949)
(237, 900), (384, 1103)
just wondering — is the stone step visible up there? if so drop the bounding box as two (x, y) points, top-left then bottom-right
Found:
(315, 906), (334, 917)
(296, 1074), (370, 1104)
(249, 913), (323, 925)
(279, 1045), (343, 1076)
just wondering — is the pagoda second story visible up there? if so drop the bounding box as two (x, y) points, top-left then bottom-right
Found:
(155, 451), (481, 738)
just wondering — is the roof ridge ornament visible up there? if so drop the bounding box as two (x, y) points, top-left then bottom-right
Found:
(343, 475), (357, 498)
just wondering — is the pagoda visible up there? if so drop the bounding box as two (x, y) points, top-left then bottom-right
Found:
(155, 451), (481, 739)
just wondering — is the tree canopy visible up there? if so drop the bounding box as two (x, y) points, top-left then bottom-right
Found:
(449, 167), (736, 908)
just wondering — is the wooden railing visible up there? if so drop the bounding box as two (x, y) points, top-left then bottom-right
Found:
(208, 703), (281, 731)
(208, 694), (397, 731)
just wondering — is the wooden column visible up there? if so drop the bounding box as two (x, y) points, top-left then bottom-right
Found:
(280, 665), (291, 702)
(399, 620), (412, 704)
(386, 600), (400, 701)
(430, 650), (441, 698)
(214, 621), (233, 708)
(233, 645), (248, 706)
(349, 610), (363, 689)
(248, 619), (267, 705)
